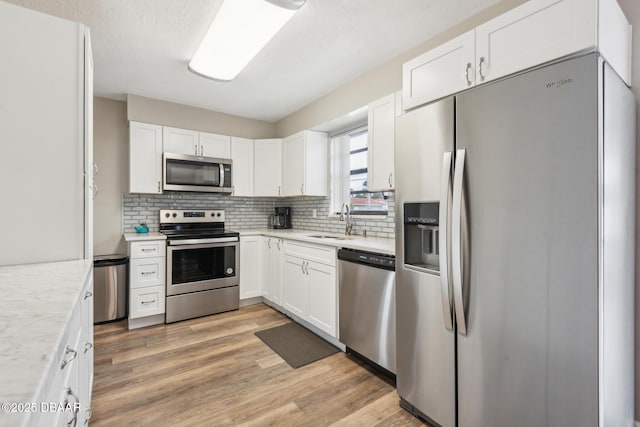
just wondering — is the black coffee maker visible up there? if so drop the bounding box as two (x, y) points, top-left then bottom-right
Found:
(270, 207), (292, 229)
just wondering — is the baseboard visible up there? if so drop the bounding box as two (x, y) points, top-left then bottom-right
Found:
(239, 296), (263, 307)
(127, 313), (165, 329)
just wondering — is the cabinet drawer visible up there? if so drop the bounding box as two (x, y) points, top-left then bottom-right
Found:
(130, 286), (165, 318)
(130, 257), (165, 288)
(284, 240), (336, 266)
(130, 241), (165, 258)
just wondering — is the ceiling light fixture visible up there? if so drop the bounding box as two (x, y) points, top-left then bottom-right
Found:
(188, 0), (306, 82)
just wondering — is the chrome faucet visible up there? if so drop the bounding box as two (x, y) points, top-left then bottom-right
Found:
(340, 202), (353, 236)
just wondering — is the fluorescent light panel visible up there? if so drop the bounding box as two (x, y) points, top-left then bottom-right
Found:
(189, 0), (303, 81)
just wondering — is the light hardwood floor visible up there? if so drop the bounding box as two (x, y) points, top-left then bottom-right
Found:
(91, 303), (427, 426)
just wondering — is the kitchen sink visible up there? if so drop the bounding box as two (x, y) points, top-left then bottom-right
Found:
(308, 234), (348, 240)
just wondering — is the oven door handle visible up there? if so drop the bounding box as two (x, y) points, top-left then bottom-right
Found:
(168, 237), (239, 246)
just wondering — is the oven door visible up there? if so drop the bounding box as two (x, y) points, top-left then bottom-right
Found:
(163, 152), (232, 193)
(166, 241), (239, 296)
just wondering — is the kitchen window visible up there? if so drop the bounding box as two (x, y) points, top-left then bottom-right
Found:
(330, 126), (388, 215)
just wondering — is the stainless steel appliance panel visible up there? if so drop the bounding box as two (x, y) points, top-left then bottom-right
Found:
(455, 54), (599, 427)
(395, 97), (455, 427)
(93, 255), (128, 323)
(163, 152), (232, 193)
(338, 254), (396, 373)
(600, 61), (636, 426)
(166, 241), (239, 296)
(166, 286), (239, 323)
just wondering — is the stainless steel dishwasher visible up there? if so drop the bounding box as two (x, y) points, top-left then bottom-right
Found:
(338, 248), (396, 375)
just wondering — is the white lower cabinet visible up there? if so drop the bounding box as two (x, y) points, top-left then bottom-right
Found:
(306, 261), (336, 335)
(128, 239), (166, 328)
(36, 274), (93, 427)
(239, 236), (262, 299)
(262, 237), (283, 307)
(282, 240), (337, 337)
(130, 286), (166, 318)
(283, 255), (308, 318)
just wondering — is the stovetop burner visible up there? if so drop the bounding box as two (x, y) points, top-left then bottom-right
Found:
(161, 228), (239, 240)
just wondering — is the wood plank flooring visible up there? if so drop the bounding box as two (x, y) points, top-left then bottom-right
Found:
(91, 303), (427, 426)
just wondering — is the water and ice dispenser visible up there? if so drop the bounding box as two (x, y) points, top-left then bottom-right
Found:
(403, 202), (440, 272)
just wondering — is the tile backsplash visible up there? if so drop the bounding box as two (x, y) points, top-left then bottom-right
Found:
(123, 193), (395, 239)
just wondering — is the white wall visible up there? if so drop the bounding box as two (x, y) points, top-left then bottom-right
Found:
(274, 0), (527, 137)
(93, 97), (128, 256)
(127, 94), (276, 139)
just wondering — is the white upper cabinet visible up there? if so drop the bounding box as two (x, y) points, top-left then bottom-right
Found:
(163, 127), (231, 158)
(200, 132), (231, 158)
(254, 139), (283, 197)
(282, 132), (305, 196)
(367, 93), (397, 191)
(129, 122), (163, 194)
(231, 137), (254, 197)
(403, 30), (475, 110)
(163, 126), (199, 155)
(282, 130), (328, 197)
(403, 0), (631, 109)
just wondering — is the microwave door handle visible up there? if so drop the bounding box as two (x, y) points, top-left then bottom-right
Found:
(219, 165), (225, 187)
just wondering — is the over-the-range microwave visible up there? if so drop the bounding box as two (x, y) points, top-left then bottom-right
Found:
(163, 152), (232, 193)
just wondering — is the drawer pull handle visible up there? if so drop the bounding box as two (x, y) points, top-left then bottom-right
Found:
(141, 299), (156, 305)
(64, 387), (80, 427)
(141, 248), (155, 252)
(465, 62), (473, 86)
(140, 271), (156, 276)
(478, 56), (487, 81)
(84, 291), (93, 300)
(84, 342), (93, 353)
(60, 346), (77, 370)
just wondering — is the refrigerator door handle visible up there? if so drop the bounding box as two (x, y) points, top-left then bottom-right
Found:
(439, 151), (454, 331)
(452, 148), (468, 335)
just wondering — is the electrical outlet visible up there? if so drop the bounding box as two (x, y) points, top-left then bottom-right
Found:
(312, 208), (317, 218)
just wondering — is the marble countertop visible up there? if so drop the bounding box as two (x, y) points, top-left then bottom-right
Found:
(124, 232), (167, 242)
(239, 229), (395, 256)
(0, 259), (92, 427)
(123, 230), (394, 255)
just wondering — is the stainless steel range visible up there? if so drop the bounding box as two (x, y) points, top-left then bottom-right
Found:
(160, 209), (239, 323)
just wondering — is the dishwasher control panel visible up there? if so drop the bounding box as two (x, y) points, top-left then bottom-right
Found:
(337, 249), (395, 270)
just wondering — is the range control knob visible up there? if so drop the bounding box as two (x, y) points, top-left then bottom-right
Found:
(217, 213), (221, 217)
(172, 213), (177, 218)
(211, 213), (215, 217)
(165, 213), (170, 218)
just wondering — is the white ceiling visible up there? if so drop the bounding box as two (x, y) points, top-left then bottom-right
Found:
(6, 0), (501, 122)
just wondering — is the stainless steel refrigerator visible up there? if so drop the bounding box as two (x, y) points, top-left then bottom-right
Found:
(395, 53), (635, 427)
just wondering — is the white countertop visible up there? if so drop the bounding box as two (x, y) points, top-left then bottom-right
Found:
(0, 259), (92, 427)
(123, 229), (394, 255)
(239, 229), (395, 256)
(124, 232), (167, 242)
